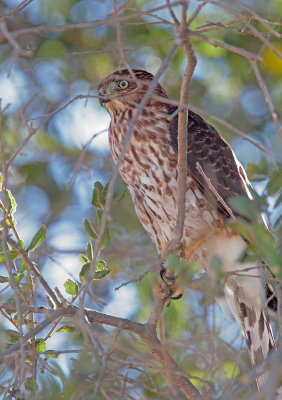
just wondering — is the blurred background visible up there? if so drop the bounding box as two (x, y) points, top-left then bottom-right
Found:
(0, 0), (281, 398)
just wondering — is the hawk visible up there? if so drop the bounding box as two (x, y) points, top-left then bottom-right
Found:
(97, 69), (277, 389)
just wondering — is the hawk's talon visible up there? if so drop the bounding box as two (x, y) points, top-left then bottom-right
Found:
(160, 267), (177, 284)
(164, 275), (177, 281)
(166, 293), (183, 300)
(164, 288), (183, 301)
(160, 267), (167, 283)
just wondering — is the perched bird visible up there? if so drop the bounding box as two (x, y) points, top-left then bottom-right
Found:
(97, 69), (277, 389)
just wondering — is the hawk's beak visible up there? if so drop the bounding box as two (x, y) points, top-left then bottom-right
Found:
(99, 91), (107, 107)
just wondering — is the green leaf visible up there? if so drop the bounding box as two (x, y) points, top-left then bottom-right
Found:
(6, 329), (20, 343)
(5, 297), (16, 315)
(83, 218), (97, 239)
(18, 240), (25, 250)
(113, 184), (127, 202)
(56, 325), (78, 333)
(96, 260), (106, 270)
(26, 224), (46, 252)
(25, 355), (32, 365)
(64, 279), (78, 296)
(0, 173), (2, 191)
(21, 283), (31, 296)
(101, 182), (109, 202)
(267, 169), (282, 195)
(35, 339), (46, 353)
(79, 254), (88, 264)
(209, 255), (224, 272)
(94, 268), (111, 280)
(0, 276), (9, 283)
(91, 187), (104, 209)
(166, 253), (185, 273)
(79, 261), (110, 282)
(94, 181), (103, 193)
(13, 272), (24, 284)
(96, 209), (103, 225)
(229, 220), (251, 239)
(228, 196), (259, 220)
(6, 189), (17, 216)
(24, 377), (39, 392)
(86, 241), (92, 260)
(100, 226), (110, 249)
(79, 262), (90, 282)
(4, 216), (17, 228)
(0, 250), (18, 262)
(45, 351), (58, 359)
(94, 260), (110, 279)
(221, 361), (240, 379)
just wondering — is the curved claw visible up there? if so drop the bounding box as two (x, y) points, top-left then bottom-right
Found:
(164, 275), (177, 281)
(166, 293), (183, 300)
(160, 267), (167, 283)
(160, 267), (177, 283)
(164, 289), (183, 301)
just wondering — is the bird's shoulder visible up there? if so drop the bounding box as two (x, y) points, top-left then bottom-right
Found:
(166, 105), (249, 219)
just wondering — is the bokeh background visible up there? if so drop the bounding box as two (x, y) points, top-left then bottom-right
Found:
(0, 0), (281, 399)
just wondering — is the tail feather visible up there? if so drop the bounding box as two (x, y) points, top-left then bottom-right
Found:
(238, 301), (276, 388)
(211, 234), (277, 389)
(223, 272), (276, 389)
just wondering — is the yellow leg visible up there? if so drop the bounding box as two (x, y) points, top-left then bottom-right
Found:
(184, 228), (215, 263)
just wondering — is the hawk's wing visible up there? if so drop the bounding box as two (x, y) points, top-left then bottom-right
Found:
(168, 107), (249, 220)
(168, 106), (278, 389)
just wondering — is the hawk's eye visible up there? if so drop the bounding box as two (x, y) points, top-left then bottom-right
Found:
(117, 80), (129, 90)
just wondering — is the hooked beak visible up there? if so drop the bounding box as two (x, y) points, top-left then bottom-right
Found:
(99, 91), (107, 107)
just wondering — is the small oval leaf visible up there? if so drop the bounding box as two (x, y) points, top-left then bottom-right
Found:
(27, 225), (46, 252)
(35, 339), (46, 353)
(83, 219), (97, 239)
(79, 262), (90, 282)
(56, 325), (78, 333)
(24, 377), (39, 392)
(6, 189), (17, 216)
(64, 279), (78, 296)
(100, 226), (110, 249)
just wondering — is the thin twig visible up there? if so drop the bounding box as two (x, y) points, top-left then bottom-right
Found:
(0, 303), (202, 399)
(0, 0), (33, 23)
(1, 235), (61, 307)
(169, 10), (197, 252)
(249, 60), (282, 141)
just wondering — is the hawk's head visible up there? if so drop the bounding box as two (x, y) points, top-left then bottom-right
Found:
(97, 69), (168, 117)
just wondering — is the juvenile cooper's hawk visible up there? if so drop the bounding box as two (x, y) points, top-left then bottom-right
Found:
(97, 69), (277, 388)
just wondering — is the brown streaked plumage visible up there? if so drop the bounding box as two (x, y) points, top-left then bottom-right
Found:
(97, 69), (277, 389)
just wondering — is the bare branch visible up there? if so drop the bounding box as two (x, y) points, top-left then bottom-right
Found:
(0, 302), (202, 399)
(249, 60), (282, 141)
(0, 0), (33, 23)
(1, 235), (61, 308)
(189, 30), (263, 61)
(169, 5), (197, 253)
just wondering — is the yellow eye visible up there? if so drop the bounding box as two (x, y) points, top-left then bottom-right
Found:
(117, 80), (129, 90)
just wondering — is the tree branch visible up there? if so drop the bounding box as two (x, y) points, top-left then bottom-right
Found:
(0, 302), (202, 399)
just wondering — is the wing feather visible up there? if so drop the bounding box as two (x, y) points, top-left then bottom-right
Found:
(168, 107), (249, 219)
